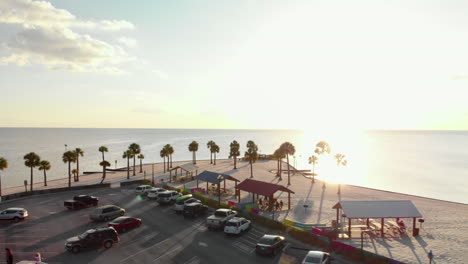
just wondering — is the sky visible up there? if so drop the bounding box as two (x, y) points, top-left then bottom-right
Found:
(1, 0), (468, 130)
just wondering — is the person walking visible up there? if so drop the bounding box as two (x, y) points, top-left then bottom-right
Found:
(275, 200), (280, 211)
(279, 200), (283, 210)
(428, 250), (434, 264)
(5, 248), (13, 264)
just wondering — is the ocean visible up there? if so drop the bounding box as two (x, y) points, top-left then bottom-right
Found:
(0, 128), (466, 204)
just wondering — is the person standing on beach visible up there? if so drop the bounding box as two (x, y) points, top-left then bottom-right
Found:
(5, 248), (13, 264)
(428, 250), (434, 264)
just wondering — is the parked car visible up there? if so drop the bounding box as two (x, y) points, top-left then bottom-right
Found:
(255, 234), (287, 256)
(89, 205), (125, 221)
(174, 195), (200, 213)
(224, 217), (251, 235)
(182, 202), (208, 218)
(157, 190), (181, 204)
(301, 251), (332, 264)
(147, 187), (166, 200)
(64, 195), (99, 210)
(206, 208), (237, 230)
(107, 216), (141, 233)
(0, 208), (28, 222)
(135, 185), (153, 194)
(65, 227), (119, 253)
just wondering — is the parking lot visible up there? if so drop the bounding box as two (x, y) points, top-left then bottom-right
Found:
(0, 186), (352, 264)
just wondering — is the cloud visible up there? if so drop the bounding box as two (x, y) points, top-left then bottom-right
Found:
(0, 0), (135, 31)
(132, 106), (164, 114)
(152, 69), (169, 80)
(0, 0), (135, 73)
(118, 37), (137, 48)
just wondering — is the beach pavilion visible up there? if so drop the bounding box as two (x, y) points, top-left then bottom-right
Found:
(195, 171), (240, 200)
(235, 179), (295, 210)
(332, 200), (423, 238)
(168, 163), (199, 182)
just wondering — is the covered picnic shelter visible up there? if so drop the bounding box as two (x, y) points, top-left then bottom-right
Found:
(195, 170), (240, 194)
(169, 163), (199, 182)
(235, 179), (295, 210)
(332, 200), (423, 238)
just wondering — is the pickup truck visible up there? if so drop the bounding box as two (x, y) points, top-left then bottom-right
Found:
(206, 209), (237, 230)
(64, 195), (99, 210)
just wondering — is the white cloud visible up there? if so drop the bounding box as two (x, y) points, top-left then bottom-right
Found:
(118, 37), (137, 48)
(152, 69), (169, 80)
(0, 0), (135, 73)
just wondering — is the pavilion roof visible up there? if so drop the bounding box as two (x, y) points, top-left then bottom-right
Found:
(332, 200), (422, 219)
(235, 179), (294, 197)
(195, 170), (239, 184)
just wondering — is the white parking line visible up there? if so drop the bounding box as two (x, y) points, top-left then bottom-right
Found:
(152, 244), (182, 262)
(183, 255), (201, 264)
(120, 238), (170, 263)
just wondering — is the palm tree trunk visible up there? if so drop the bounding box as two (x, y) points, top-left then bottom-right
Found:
(101, 166), (106, 184)
(192, 151), (195, 164)
(210, 153), (212, 164)
(76, 156), (80, 182)
(30, 166), (33, 192)
(234, 156), (237, 169)
(194, 151), (197, 164)
(127, 158), (130, 179)
(163, 157), (166, 173)
(68, 162), (71, 188)
(279, 159), (283, 180)
(250, 160), (253, 178)
(286, 154), (291, 185)
(312, 163), (315, 183)
(170, 155), (173, 168)
(133, 156), (136, 176)
(214, 153), (216, 165)
(102, 152), (104, 162)
(43, 170), (47, 186)
(139, 159), (143, 173)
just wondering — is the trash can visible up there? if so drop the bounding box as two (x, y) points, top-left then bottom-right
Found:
(413, 227), (420, 236)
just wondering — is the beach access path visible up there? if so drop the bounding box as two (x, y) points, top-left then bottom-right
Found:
(2, 159), (467, 264)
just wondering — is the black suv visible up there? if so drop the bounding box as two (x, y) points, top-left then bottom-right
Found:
(183, 202), (209, 218)
(65, 227), (119, 253)
(64, 195), (99, 210)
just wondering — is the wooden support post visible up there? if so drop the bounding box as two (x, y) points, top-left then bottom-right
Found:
(413, 217), (416, 234)
(224, 179), (226, 191)
(381, 218), (385, 237)
(336, 208), (339, 224)
(288, 192), (291, 210)
(206, 181), (208, 192)
(366, 218), (370, 228)
(348, 218), (352, 238)
(252, 193), (255, 203)
(170, 170), (172, 182)
(269, 195), (274, 211)
(218, 183), (221, 206)
(238, 189), (241, 203)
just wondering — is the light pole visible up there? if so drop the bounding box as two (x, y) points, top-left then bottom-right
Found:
(64, 144), (67, 151)
(152, 163), (155, 185)
(115, 160), (117, 169)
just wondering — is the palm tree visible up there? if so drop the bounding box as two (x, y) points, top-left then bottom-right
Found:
(315, 141), (331, 188)
(207, 140), (215, 164)
(73, 148), (84, 182)
(72, 169), (78, 181)
(62, 151), (76, 188)
(280, 142), (296, 185)
(128, 143), (141, 176)
(245, 140), (258, 178)
(160, 148), (168, 173)
(99, 146), (108, 162)
(38, 160), (51, 186)
(24, 152), (41, 192)
(308, 155), (319, 183)
(273, 149), (285, 180)
(138, 154), (145, 173)
(211, 144), (220, 165)
(167, 145), (174, 168)
(335, 153), (347, 195)
(100, 160), (111, 184)
(188, 141), (199, 164)
(229, 140), (240, 169)
(0, 157), (8, 197)
(122, 150), (133, 180)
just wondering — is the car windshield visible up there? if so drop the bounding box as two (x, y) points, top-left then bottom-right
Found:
(176, 200), (185, 205)
(258, 237), (275, 245)
(78, 231), (90, 239)
(111, 218), (127, 224)
(159, 193), (170, 197)
(214, 211), (227, 217)
(304, 255), (322, 263)
(136, 187), (142, 190)
(225, 222), (237, 227)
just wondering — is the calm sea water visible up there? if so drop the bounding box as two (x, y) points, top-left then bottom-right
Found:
(0, 128), (466, 204)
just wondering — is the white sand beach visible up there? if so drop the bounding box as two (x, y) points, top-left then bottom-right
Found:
(3, 159), (466, 264)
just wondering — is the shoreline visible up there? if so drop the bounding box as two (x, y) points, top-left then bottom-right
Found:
(2, 158), (467, 206)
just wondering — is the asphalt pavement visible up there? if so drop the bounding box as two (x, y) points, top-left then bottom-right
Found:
(0, 186), (354, 264)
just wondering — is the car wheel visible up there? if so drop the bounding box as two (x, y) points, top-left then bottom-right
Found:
(72, 246), (80, 254)
(104, 216), (110, 221)
(120, 211), (125, 216)
(122, 227), (127, 233)
(104, 240), (113, 249)
(137, 222), (141, 227)
(13, 217), (21, 222)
